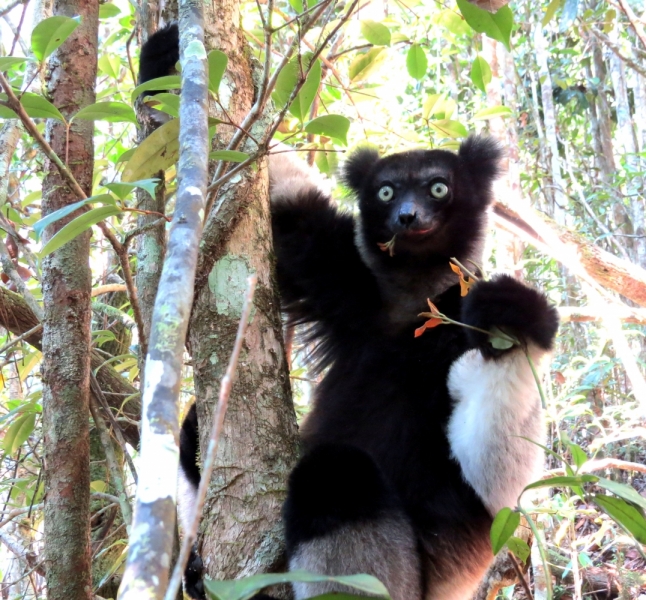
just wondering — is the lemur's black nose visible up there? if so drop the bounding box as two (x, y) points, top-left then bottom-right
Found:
(398, 209), (417, 227)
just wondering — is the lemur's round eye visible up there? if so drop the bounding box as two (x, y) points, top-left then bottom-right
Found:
(430, 182), (449, 199)
(378, 185), (394, 202)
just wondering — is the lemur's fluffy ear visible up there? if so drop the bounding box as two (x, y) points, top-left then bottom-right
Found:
(458, 135), (504, 188)
(342, 147), (380, 193)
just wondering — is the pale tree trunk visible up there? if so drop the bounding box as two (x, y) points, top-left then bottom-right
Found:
(607, 26), (643, 265)
(533, 24), (568, 225)
(188, 0), (299, 581)
(40, 0), (98, 599)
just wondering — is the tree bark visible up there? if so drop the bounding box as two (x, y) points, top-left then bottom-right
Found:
(40, 0), (99, 599)
(188, 0), (299, 581)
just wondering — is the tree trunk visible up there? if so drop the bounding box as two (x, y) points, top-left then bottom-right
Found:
(40, 1), (98, 598)
(188, 0), (299, 581)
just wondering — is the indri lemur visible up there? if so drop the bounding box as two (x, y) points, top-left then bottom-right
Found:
(140, 24), (559, 600)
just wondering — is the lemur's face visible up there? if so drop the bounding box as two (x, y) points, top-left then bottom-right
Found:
(343, 141), (500, 261)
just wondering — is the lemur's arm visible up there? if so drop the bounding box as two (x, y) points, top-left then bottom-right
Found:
(269, 152), (378, 352)
(446, 275), (559, 514)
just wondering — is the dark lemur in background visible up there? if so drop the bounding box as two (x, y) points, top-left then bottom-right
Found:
(141, 25), (559, 600)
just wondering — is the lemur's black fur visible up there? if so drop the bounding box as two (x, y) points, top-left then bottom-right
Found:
(142, 24), (559, 600)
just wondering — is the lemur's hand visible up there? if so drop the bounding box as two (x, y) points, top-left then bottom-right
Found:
(461, 275), (559, 358)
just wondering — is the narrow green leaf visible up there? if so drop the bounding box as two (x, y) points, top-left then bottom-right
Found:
(348, 47), (387, 82)
(428, 119), (468, 139)
(31, 16), (80, 61)
(488, 325), (517, 350)
(99, 3), (121, 18)
(593, 494), (646, 544)
(542, 0), (562, 26)
(209, 150), (250, 163)
(406, 44), (427, 80)
(490, 507), (520, 555)
(104, 179), (161, 200)
(304, 115), (351, 145)
(131, 75), (181, 103)
(33, 194), (115, 239)
(73, 101), (137, 124)
(0, 57), (29, 70)
(291, 56), (322, 122)
(122, 118), (180, 182)
(565, 441), (588, 469)
(208, 50), (228, 94)
(314, 144), (339, 175)
(456, 0), (513, 50)
(360, 20), (391, 46)
(98, 55), (121, 79)
(146, 92), (180, 118)
(523, 474), (599, 492)
(470, 56), (492, 93)
(116, 148), (136, 163)
(422, 94), (444, 120)
(90, 480), (108, 492)
(204, 570), (389, 600)
(473, 106), (513, 120)
(597, 477), (646, 512)
(506, 536), (530, 564)
(3, 413), (37, 454)
(40, 205), (122, 257)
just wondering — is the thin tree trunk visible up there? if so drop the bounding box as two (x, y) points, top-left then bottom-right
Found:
(533, 24), (567, 224)
(40, 0), (98, 599)
(188, 0), (299, 581)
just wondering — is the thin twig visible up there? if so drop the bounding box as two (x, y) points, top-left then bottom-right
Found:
(164, 275), (257, 600)
(0, 323), (42, 355)
(0, 0), (24, 19)
(507, 551), (534, 600)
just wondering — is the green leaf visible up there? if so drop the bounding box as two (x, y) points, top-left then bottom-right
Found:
(470, 56), (492, 93)
(304, 115), (351, 145)
(488, 325), (517, 350)
(473, 106), (513, 120)
(73, 101), (137, 124)
(490, 507), (520, 555)
(523, 474), (599, 492)
(204, 570), (389, 600)
(593, 494), (646, 544)
(104, 179), (161, 200)
(33, 194), (115, 239)
(31, 16), (80, 61)
(348, 47), (387, 82)
(597, 477), (646, 512)
(98, 55), (121, 80)
(208, 50), (228, 93)
(209, 150), (250, 163)
(40, 205), (122, 257)
(506, 536), (530, 564)
(99, 3), (121, 18)
(314, 144), (339, 175)
(542, 0), (562, 26)
(437, 9), (472, 36)
(90, 480), (108, 492)
(428, 119), (468, 138)
(272, 55), (322, 122)
(131, 75), (181, 103)
(147, 92), (180, 118)
(0, 57), (29, 71)
(565, 441), (588, 469)
(406, 44), (427, 80)
(3, 413), (37, 454)
(116, 148), (136, 163)
(360, 20), (391, 46)
(0, 92), (65, 121)
(122, 118), (180, 182)
(455, 0), (513, 50)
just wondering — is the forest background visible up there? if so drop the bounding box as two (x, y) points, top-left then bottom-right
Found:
(0, 0), (645, 598)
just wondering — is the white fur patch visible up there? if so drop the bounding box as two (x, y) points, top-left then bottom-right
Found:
(268, 145), (331, 202)
(447, 347), (547, 515)
(177, 467), (198, 535)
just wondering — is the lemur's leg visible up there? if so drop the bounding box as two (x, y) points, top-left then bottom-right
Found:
(284, 444), (423, 600)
